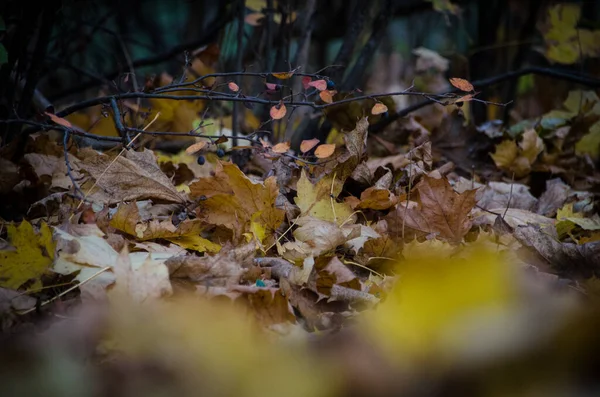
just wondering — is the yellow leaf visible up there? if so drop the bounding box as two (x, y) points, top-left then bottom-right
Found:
(294, 170), (354, 226)
(270, 101), (287, 120)
(490, 140), (518, 169)
(0, 221), (54, 289)
(371, 103), (388, 115)
(576, 120), (600, 160)
(362, 241), (516, 360)
(314, 143), (335, 158)
(166, 235), (221, 254)
(272, 71), (295, 80)
(519, 129), (544, 163)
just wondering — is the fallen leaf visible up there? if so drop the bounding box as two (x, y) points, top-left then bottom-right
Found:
(0, 221), (54, 289)
(233, 285), (296, 325)
(80, 149), (185, 205)
(387, 175), (477, 243)
(294, 169), (355, 226)
(357, 187), (398, 210)
(190, 162), (284, 243)
(292, 217), (347, 257)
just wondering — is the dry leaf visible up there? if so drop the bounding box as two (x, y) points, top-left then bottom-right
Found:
(228, 82), (240, 92)
(308, 79), (327, 91)
(272, 71), (295, 80)
(314, 144), (335, 158)
(449, 77), (474, 92)
(45, 111), (73, 128)
(371, 103), (388, 115)
(272, 142), (291, 154)
(80, 149), (185, 205)
(185, 141), (208, 155)
(300, 138), (320, 153)
(387, 175), (477, 242)
(319, 90), (336, 104)
(270, 101), (287, 120)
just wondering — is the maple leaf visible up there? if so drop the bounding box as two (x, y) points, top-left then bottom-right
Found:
(80, 149), (185, 205)
(232, 285), (296, 326)
(189, 162), (284, 243)
(490, 129), (544, 178)
(294, 169), (354, 226)
(386, 175), (477, 243)
(109, 202), (220, 253)
(0, 221), (54, 289)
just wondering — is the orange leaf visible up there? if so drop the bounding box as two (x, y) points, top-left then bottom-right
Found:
(270, 101), (287, 120)
(272, 142), (291, 153)
(215, 136), (228, 144)
(228, 82), (240, 92)
(314, 144), (335, 158)
(449, 77), (474, 92)
(308, 79), (327, 91)
(371, 103), (388, 115)
(300, 138), (320, 153)
(319, 90), (336, 104)
(272, 71), (295, 80)
(457, 94), (474, 102)
(45, 112), (72, 128)
(185, 141), (208, 154)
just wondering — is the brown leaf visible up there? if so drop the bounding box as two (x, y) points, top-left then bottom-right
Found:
(387, 175), (477, 242)
(233, 285), (296, 325)
(189, 162), (284, 243)
(270, 101), (287, 119)
(357, 187), (398, 210)
(80, 149), (184, 205)
(449, 77), (474, 92)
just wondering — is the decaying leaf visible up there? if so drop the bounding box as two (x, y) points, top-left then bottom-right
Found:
(387, 175), (476, 243)
(80, 149), (185, 204)
(190, 162), (284, 243)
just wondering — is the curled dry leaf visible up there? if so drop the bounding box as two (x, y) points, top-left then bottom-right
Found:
(308, 79), (328, 91)
(300, 138), (320, 153)
(272, 142), (291, 154)
(272, 71), (295, 80)
(319, 90), (336, 104)
(449, 77), (474, 92)
(314, 144), (335, 158)
(45, 111), (73, 128)
(228, 82), (240, 92)
(270, 101), (287, 120)
(185, 141), (208, 155)
(371, 103), (388, 115)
